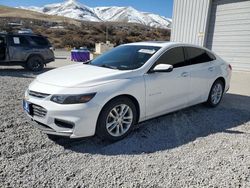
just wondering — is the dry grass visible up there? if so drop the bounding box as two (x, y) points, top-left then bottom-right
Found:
(0, 6), (81, 26)
(0, 6), (171, 49)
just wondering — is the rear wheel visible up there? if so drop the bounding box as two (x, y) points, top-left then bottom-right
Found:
(96, 97), (137, 141)
(206, 79), (224, 107)
(26, 56), (44, 72)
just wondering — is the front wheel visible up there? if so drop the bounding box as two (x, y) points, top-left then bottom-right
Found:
(206, 80), (224, 107)
(96, 97), (137, 141)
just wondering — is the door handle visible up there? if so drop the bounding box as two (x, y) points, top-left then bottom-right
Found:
(208, 67), (214, 72)
(181, 72), (189, 77)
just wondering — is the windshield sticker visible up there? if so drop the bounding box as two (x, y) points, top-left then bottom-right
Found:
(138, 49), (156, 54)
(13, 37), (20, 44)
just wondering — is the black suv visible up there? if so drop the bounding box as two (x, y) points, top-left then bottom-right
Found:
(0, 33), (54, 71)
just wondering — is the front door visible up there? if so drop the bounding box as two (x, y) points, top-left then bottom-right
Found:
(144, 47), (191, 119)
(8, 35), (31, 62)
(0, 35), (6, 61)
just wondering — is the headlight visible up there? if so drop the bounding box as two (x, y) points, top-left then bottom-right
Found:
(50, 93), (96, 104)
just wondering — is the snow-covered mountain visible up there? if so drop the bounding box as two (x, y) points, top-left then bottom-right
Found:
(93, 6), (172, 29)
(20, 0), (100, 22)
(18, 0), (171, 29)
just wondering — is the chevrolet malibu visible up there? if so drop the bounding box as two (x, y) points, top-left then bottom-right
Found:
(23, 42), (232, 141)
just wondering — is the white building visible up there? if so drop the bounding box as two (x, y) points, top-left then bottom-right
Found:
(95, 41), (114, 55)
(171, 0), (250, 71)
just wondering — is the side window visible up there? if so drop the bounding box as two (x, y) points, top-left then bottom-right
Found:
(206, 51), (216, 61)
(9, 36), (30, 47)
(30, 36), (49, 47)
(185, 47), (215, 65)
(0, 36), (6, 46)
(156, 47), (186, 68)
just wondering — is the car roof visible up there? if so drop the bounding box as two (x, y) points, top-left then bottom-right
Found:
(124, 41), (211, 51)
(9, 33), (42, 37)
(124, 41), (175, 47)
(0, 33), (44, 37)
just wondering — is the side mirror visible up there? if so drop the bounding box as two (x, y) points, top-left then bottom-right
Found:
(151, 64), (173, 73)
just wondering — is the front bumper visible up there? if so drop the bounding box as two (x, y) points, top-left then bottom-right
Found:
(24, 93), (101, 138)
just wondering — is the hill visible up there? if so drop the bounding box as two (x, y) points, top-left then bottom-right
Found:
(0, 6), (171, 49)
(0, 5), (81, 25)
(18, 0), (172, 29)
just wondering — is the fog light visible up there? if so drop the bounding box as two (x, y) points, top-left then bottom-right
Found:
(55, 119), (74, 129)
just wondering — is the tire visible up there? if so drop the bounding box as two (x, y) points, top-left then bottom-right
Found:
(96, 97), (137, 141)
(26, 56), (44, 72)
(206, 79), (224, 107)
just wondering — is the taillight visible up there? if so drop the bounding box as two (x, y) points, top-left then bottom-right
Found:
(229, 64), (232, 71)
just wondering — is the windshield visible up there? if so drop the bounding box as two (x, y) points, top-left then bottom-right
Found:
(90, 45), (160, 70)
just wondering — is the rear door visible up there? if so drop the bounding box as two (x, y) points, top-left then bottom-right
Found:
(8, 35), (31, 62)
(184, 47), (217, 105)
(29, 36), (54, 61)
(144, 47), (191, 118)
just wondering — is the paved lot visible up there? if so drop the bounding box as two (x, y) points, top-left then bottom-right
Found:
(0, 59), (249, 187)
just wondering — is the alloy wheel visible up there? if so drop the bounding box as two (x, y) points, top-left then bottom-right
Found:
(106, 104), (133, 137)
(211, 83), (223, 105)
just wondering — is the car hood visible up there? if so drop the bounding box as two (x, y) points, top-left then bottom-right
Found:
(36, 63), (132, 88)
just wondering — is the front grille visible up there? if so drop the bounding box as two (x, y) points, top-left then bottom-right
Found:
(29, 90), (50, 99)
(32, 104), (47, 118)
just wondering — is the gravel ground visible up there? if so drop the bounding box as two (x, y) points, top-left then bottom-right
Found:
(0, 66), (250, 188)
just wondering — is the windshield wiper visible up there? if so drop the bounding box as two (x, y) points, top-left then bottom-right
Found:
(83, 60), (92, 64)
(101, 64), (118, 70)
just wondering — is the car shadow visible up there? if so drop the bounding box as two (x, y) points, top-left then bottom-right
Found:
(0, 67), (55, 78)
(50, 93), (250, 155)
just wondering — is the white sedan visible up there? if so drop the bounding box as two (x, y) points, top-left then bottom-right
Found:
(23, 42), (232, 141)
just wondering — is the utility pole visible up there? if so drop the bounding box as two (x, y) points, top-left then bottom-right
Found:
(106, 24), (108, 42)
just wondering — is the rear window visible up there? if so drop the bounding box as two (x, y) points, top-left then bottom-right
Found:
(30, 36), (50, 47)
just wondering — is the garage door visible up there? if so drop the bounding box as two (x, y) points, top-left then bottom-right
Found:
(206, 0), (250, 71)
